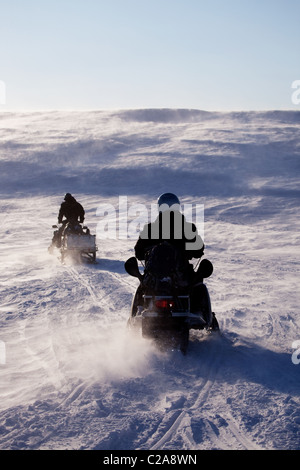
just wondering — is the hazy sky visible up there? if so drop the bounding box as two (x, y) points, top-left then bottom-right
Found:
(1, 0), (300, 111)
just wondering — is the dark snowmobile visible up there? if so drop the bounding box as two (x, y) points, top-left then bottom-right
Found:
(50, 221), (97, 263)
(125, 242), (219, 354)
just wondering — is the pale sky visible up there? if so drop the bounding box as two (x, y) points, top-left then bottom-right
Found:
(1, 0), (300, 111)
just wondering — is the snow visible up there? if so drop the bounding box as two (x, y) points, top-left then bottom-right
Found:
(0, 109), (299, 450)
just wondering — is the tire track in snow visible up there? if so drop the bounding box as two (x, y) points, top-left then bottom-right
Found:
(147, 336), (221, 450)
(148, 334), (264, 450)
(224, 415), (263, 450)
(197, 334), (264, 450)
(65, 264), (132, 317)
(65, 266), (101, 306)
(149, 410), (187, 450)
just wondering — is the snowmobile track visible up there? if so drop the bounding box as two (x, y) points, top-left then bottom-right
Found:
(146, 334), (263, 450)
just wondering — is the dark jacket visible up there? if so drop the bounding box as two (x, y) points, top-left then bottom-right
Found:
(134, 211), (204, 261)
(58, 196), (85, 224)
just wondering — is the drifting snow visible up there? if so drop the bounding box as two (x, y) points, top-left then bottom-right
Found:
(0, 109), (299, 450)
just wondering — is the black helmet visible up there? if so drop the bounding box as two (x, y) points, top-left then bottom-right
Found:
(157, 193), (180, 212)
(64, 193), (73, 201)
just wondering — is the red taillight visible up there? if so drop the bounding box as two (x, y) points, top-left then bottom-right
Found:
(155, 299), (175, 311)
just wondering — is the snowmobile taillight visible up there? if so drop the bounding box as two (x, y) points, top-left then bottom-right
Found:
(155, 299), (175, 311)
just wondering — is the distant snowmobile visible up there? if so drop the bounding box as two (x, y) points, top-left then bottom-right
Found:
(49, 221), (97, 263)
(125, 242), (219, 354)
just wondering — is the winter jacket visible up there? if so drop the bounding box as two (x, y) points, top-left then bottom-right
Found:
(58, 196), (85, 224)
(134, 211), (204, 261)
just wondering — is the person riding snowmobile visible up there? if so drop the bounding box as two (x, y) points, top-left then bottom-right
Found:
(50, 193), (85, 248)
(58, 193), (85, 225)
(132, 193), (213, 315)
(135, 193), (204, 263)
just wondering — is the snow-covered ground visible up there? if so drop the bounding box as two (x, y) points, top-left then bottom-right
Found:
(0, 109), (299, 450)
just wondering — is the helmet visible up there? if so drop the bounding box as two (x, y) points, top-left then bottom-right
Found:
(157, 193), (180, 212)
(64, 193), (73, 201)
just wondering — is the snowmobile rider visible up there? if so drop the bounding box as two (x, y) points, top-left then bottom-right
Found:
(135, 193), (204, 263)
(132, 193), (213, 314)
(51, 193), (85, 248)
(58, 193), (85, 225)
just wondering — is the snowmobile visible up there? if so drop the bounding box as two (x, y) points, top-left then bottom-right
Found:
(50, 221), (97, 263)
(125, 242), (219, 354)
